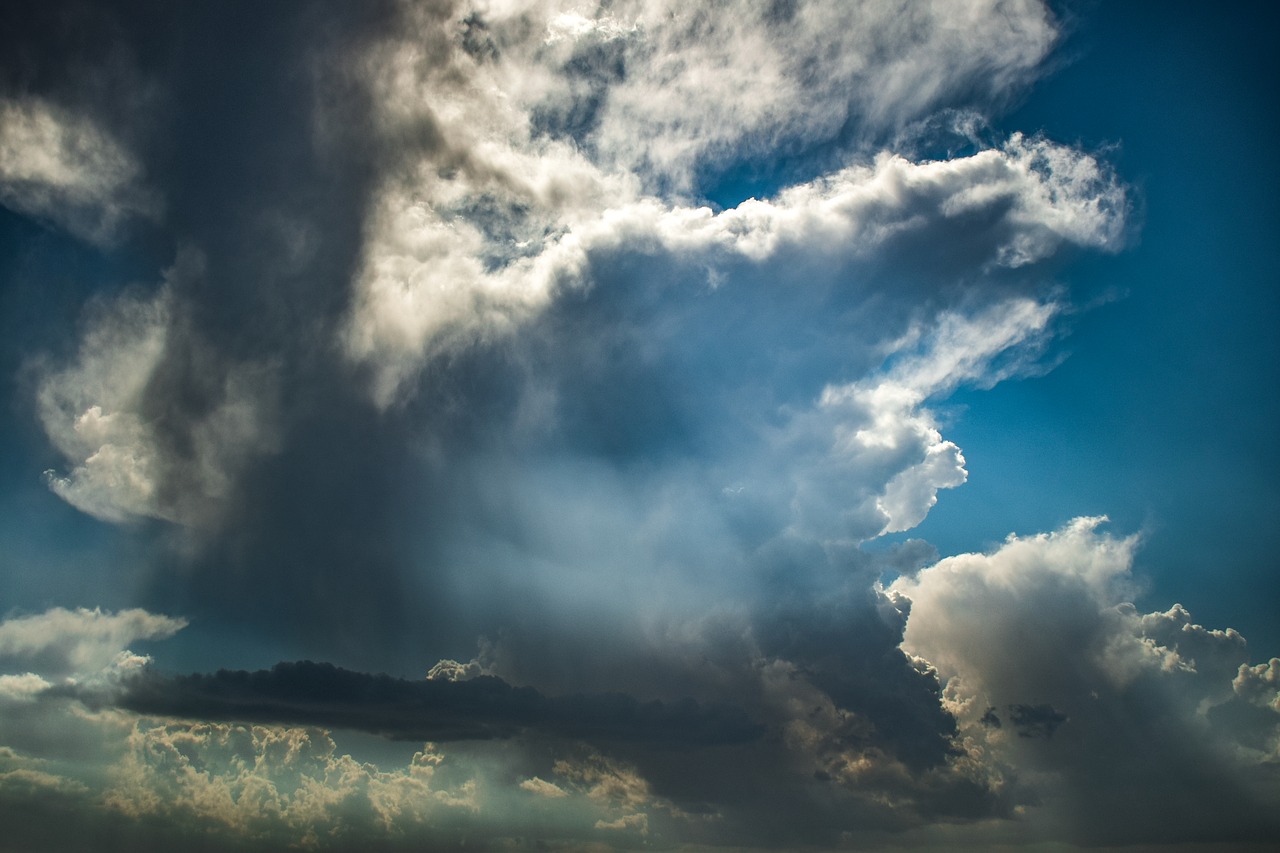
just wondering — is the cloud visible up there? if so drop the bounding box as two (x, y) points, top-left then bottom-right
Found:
(519, 775), (568, 798)
(0, 708), (492, 852)
(12, 0), (1127, 682)
(891, 518), (1280, 844)
(1235, 658), (1280, 713)
(1005, 703), (1068, 739)
(425, 658), (487, 682)
(321, 1), (1119, 405)
(0, 96), (158, 244)
(788, 296), (1058, 541)
(0, 673), (52, 704)
(35, 256), (281, 526)
(35, 287), (172, 522)
(512, 0), (1058, 190)
(12, 3), (1266, 850)
(103, 723), (480, 849)
(346, 130), (1125, 404)
(0, 705), (714, 853)
(114, 660), (763, 747)
(0, 606), (186, 680)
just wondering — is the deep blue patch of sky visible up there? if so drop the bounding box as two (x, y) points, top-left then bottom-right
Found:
(901, 0), (1280, 653)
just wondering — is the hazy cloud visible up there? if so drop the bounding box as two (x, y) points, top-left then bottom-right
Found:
(0, 96), (157, 244)
(0, 606), (186, 679)
(36, 257), (281, 526)
(523, 0), (1058, 190)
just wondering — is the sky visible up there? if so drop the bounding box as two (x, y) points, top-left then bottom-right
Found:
(0, 1), (1277, 851)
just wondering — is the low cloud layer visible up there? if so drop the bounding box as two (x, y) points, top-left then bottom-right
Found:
(113, 660), (764, 746)
(3, 528), (1277, 850)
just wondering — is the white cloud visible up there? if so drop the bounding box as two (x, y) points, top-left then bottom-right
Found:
(0, 766), (90, 798)
(37, 288), (171, 522)
(1234, 658), (1280, 713)
(0, 673), (53, 704)
(890, 518), (1280, 839)
(0, 607), (186, 679)
(36, 258), (280, 525)
(784, 298), (1056, 542)
(891, 517), (1143, 703)
(0, 97), (158, 244)
(105, 723), (479, 845)
(541, 750), (697, 837)
(328, 2), (1122, 404)
(519, 775), (568, 797)
(347, 127), (1123, 404)
(425, 658), (486, 681)
(513, 0), (1057, 189)
(3, 692), (491, 849)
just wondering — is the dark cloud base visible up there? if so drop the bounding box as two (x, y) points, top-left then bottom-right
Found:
(114, 660), (764, 747)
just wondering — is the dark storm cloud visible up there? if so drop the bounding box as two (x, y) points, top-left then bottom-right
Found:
(110, 660), (763, 746)
(754, 584), (958, 769)
(1006, 703), (1067, 739)
(4, 0), (502, 666)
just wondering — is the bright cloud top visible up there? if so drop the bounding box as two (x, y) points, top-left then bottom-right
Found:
(892, 518), (1280, 843)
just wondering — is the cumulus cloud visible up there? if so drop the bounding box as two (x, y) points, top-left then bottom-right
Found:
(3, 705), (730, 853)
(20, 4), (1127, 666)
(0, 673), (52, 704)
(891, 518), (1280, 844)
(1235, 658), (1280, 713)
(322, 0), (1121, 405)
(346, 127), (1124, 404)
(787, 296), (1058, 541)
(0, 701), (495, 852)
(425, 657), (487, 682)
(519, 775), (568, 798)
(104, 723), (480, 849)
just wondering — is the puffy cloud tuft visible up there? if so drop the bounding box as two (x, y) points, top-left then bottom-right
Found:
(892, 518), (1280, 843)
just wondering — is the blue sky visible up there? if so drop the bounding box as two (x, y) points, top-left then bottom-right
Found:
(907, 0), (1280, 652)
(0, 1), (1278, 850)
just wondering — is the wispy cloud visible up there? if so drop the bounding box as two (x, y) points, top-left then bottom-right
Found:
(0, 96), (158, 244)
